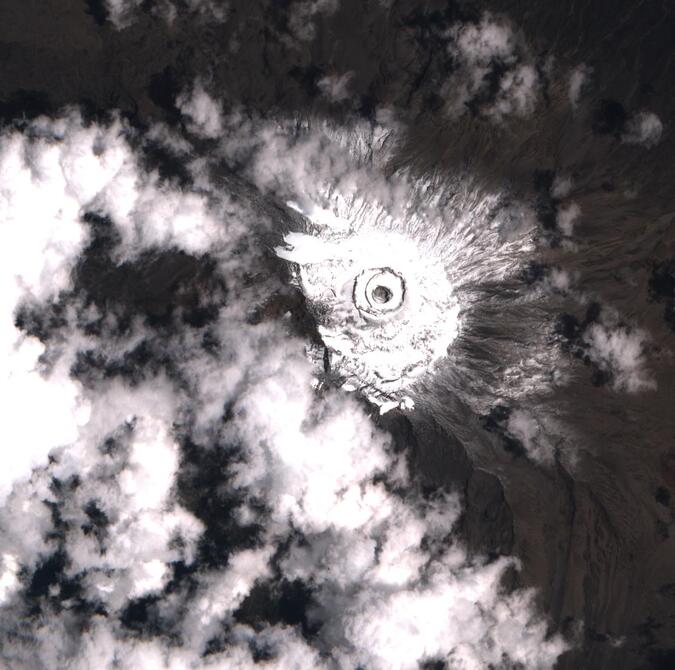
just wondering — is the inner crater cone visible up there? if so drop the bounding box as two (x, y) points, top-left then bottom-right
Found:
(371, 284), (393, 304)
(357, 267), (406, 316)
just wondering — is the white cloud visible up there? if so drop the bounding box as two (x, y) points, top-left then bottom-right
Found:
(557, 202), (581, 236)
(44, 379), (204, 607)
(622, 111), (663, 148)
(182, 547), (274, 651)
(568, 64), (592, 108)
(454, 16), (516, 65)
(444, 14), (542, 121)
(226, 334), (397, 531)
(0, 109), (255, 509)
(0, 555), (19, 606)
(105, 0), (228, 29)
(0, 115), (111, 505)
(287, 0), (339, 42)
(547, 267), (574, 292)
(105, 0), (142, 26)
(584, 321), (655, 392)
(336, 558), (566, 670)
(177, 83), (224, 139)
(489, 63), (540, 120)
(551, 174), (573, 199)
(507, 409), (555, 464)
(317, 71), (355, 103)
(0, 110), (568, 670)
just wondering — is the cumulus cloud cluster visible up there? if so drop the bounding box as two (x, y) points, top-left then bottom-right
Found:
(583, 320), (655, 392)
(555, 300), (655, 394)
(177, 82), (225, 140)
(0, 102), (572, 669)
(443, 14), (542, 121)
(568, 64), (592, 109)
(621, 111), (664, 148)
(105, 0), (228, 28)
(317, 72), (355, 103)
(286, 0), (339, 42)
